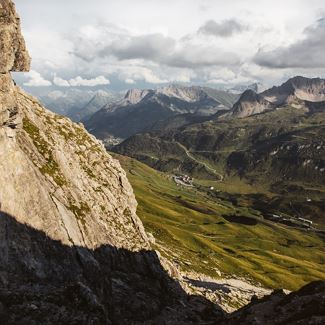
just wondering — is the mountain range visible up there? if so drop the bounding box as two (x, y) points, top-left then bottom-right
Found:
(113, 76), (325, 226)
(84, 85), (238, 140)
(231, 76), (325, 118)
(34, 88), (122, 122)
(228, 82), (268, 94)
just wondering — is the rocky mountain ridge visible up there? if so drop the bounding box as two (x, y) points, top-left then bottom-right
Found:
(35, 88), (121, 122)
(231, 76), (325, 118)
(228, 82), (268, 94)
(84, 85), (237, 140)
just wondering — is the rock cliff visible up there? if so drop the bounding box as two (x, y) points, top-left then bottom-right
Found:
(0, 1), (222, 323)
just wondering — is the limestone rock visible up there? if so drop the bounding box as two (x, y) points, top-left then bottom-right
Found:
(0, 0), (30, 73)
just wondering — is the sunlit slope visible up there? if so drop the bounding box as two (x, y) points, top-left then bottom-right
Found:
(115, 154), (325, 291)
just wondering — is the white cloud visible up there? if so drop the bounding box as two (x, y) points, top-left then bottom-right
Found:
(72, 28), (240, 69)
(117, 66), (167, 84)
(198, 19), (248, 38)
(69, 76), (110, 87)
(254, 18), (325, 69)
(53, 74), (70, 87)
(53, 75), (111, 87)
(23, 70), (52, 87)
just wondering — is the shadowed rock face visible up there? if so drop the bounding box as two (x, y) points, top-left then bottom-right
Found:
(226, 281), (325, 325)
(0, 211), (222, 324)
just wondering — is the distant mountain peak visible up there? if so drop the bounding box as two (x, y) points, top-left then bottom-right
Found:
(231, 89), (273, 118)
(124, 88), (151, 104)
(85, 85), (238, 139)
(231, 76), (325, 118)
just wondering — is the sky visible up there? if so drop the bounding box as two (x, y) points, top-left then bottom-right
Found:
(14, 0), (325, 91)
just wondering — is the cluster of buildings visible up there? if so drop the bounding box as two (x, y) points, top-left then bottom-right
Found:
(265, 214), (313, 229)
(173, 175), (194, 187)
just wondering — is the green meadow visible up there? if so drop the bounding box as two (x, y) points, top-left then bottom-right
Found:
(115, 153), (325, 291)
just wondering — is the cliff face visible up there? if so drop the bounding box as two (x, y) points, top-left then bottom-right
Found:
(0, 1), (223, 323)
(0, 0), (148, 254)
(0, 0), (30, 129)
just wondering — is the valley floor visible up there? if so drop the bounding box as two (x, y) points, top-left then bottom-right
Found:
(114, 153), (325, 310)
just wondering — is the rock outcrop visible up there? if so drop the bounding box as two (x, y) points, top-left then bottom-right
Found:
(227, 281), (325, 324)
(0, 1), (223, 323)
(0, 0), (30, 72)
(0, 0), (30, 130)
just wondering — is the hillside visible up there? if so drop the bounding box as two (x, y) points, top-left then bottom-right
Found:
(114, 154), (325, 303)
(84, 85), (238, 140)
(114, 104), (325, 225)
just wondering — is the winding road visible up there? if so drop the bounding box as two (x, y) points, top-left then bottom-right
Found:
(175, 141), (224, 182)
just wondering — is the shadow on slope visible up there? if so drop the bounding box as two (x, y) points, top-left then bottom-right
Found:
(0, 211), (222, 324)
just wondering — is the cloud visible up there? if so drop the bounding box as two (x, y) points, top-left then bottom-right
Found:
(165, 44), (240, 68)
(23, 70), (52, 87)
(254, 17), (325, 69)
(108, 34), (176, 61)
(53, 75), (111, 87)
(69, 76), (110, 87)
(71, 25), (240, 70)
(116, 66), (167, 84)
(198, 19), (247, 37)
(53, 74), (70, 87)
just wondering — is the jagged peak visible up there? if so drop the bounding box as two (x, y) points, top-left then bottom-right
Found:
(238, 89), (259, 101)
(124, 88), (151, 104)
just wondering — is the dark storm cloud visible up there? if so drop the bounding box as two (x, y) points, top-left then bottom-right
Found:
(198, 19), (247, 37)
(254, 18), (325, 68)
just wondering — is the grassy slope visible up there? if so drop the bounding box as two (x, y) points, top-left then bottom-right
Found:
(114, 153), (325, 291)
(114, 107), (325, 226)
